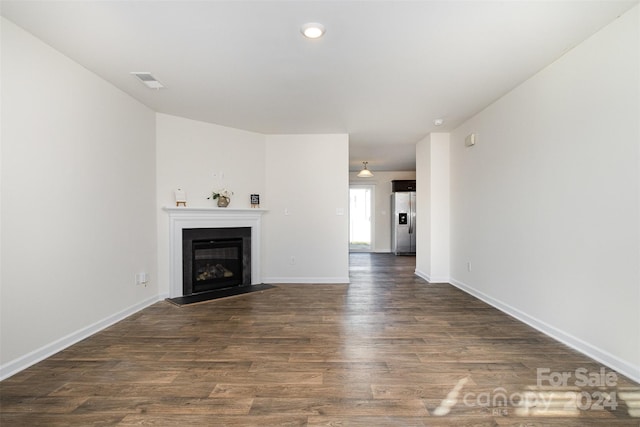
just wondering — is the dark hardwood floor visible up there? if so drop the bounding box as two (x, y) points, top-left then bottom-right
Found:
(1, 253), (638, 426)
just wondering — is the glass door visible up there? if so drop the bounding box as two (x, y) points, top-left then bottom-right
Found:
(349, 185), (374, 252)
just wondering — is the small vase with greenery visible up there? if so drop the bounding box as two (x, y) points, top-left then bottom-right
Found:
(208, 189), (233, 207)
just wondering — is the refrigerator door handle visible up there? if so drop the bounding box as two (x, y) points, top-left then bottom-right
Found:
(412, 194), (417, 235)
(409, 211), (414, 234)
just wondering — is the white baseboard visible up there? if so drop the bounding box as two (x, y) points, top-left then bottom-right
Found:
(0, 294), (165, 381)
(449, 277), (640, 384)
(414, 269), (449, 284)
(262, 277), (350, 284)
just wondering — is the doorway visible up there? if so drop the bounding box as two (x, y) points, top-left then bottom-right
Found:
(349, 185), (375, 252)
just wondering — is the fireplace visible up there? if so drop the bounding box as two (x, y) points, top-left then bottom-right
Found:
(182, 227), (251, 296)
(164, 207), (265, 298)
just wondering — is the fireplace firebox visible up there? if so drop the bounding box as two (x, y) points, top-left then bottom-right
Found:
(182, 227), (251, 296)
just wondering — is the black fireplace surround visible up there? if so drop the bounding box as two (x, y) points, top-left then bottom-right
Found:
(182, 227), (251, 296)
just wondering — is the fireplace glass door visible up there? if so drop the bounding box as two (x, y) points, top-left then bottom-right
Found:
(192, 238), (243, 293)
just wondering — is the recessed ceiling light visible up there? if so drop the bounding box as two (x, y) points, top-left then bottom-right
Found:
(434, 118), (444, 126)
(301, 23), (325, 39)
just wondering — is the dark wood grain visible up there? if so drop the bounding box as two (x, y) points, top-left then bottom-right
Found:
(1, 253), (638, 426)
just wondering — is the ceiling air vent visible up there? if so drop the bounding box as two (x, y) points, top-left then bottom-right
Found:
(131, 72), (164, 89)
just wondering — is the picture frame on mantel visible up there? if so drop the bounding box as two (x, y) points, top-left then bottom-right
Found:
(175, 188), (187, 207)
(250, 194), (260, 208)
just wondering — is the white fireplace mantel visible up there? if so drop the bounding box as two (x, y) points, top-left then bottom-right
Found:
(163, 207), (267, 298)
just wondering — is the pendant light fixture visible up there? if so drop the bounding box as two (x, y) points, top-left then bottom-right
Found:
(357, 161), (374, 178)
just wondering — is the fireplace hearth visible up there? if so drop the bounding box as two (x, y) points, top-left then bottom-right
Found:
(182, 227), (251, 296)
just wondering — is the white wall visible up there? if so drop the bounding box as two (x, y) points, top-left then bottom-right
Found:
(350, 171), (416, 253)
(155, 113), (267, 210)
(155, 113), (266, 294)
(449, 6), (639, 381)
(416, 140), (431, 271)
(416, 133), (450, 283)
(1, 19), (158, 378)
(264, 134), (349, 283)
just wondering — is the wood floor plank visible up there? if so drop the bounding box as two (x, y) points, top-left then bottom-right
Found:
(248, 397), (430, 417)
(117, 414), (308, 426)
(1, 253), (638, 426)
(72, 397), (254, 416)
(210, 383), (374, 399)
(0, 413), (125, 427)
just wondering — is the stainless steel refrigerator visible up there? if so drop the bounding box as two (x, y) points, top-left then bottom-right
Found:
(391, 191), (416, 255)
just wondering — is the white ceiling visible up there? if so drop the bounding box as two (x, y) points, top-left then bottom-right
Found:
(1, 0), (636, 171)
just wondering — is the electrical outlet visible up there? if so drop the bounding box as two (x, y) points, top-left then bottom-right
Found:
(467, 262), (472, 272)
(290, 256), (296, 265)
